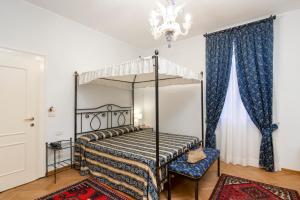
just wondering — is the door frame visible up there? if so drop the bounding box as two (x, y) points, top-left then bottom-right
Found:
(0, 46), (47, 180)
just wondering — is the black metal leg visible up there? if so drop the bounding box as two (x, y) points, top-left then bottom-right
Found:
(70, 138), (73, 168)
(195, 180), (199, 200)
(217, 157), (221, 177)
(54, 149), (57, 183)
(168, 172), (171, 200)
(201, 78), (204, 147)
(45, 143), (48, 176)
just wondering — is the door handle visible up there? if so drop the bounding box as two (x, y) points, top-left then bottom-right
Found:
(24, 117), (34, 121)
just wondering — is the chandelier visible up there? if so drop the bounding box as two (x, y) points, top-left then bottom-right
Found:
(149, 0), (192, 48)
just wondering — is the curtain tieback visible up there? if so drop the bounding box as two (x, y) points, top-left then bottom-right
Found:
(261, 124), (278, 136)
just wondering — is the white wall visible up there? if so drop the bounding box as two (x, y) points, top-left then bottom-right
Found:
(139, 36), (205, 138)
(0, 0), (143, 145)
(141, 10), (300, 171)
(146, 35), (206, 72)
(142, 84), (202, 138)
(274, 9), (300, 171)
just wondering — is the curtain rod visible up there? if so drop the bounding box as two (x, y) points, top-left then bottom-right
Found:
(204, 15), (276, 38)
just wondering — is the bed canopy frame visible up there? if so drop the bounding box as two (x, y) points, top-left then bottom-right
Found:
(74, 50), (204, 193)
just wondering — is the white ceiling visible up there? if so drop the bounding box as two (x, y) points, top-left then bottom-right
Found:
(25, 0), (300, 49)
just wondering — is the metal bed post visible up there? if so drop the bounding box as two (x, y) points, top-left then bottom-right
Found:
(132, 83), (134, 126)
(74, 71), (78, 141)
(132, 75), (137, 126)
(200, 72), (204, 147)
(153, 50), (160, 195)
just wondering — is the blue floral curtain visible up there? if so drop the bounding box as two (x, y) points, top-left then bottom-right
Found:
(205, 32), (233, 148)
(233, 18), (278, 171)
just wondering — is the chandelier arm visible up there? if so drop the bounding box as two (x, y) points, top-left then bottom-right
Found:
(181, 26), (190, 35)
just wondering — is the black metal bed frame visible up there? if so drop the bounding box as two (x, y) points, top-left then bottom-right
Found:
(74, 50), (204, 198)
(75, 104), (133, 137)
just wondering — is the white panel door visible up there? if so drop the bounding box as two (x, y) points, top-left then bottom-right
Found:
(0, 48), (42, 191)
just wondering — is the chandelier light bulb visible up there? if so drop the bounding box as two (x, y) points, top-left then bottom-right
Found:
(151, 10), (158, 19)
(185, 13), (192, 23)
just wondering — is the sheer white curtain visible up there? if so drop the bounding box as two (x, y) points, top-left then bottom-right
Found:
(215, 52), (261, 167)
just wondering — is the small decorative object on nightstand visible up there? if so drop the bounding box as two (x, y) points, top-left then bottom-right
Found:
(139, 124), (150, 129)
(45, 138), (73, 183)
(140, 125), (153, 132)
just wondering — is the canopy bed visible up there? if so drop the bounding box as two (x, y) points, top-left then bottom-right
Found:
(74, 50), (204, 200)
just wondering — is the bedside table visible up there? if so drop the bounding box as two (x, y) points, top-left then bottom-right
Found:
(45, 138), (73, 183)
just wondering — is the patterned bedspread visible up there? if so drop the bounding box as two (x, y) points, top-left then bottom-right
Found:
(74, 126), (199, 200)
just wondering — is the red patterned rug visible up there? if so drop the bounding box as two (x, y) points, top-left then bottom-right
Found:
(210, 174), (300, 200)
(37, 178), (133, 200)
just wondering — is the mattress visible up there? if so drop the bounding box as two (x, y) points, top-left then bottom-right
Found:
(74, 126), (199, 200)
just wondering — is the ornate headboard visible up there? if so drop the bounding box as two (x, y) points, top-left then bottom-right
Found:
(75, 104), (133, 138)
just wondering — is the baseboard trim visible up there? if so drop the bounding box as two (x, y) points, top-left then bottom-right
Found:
(282, 168), (300, 175)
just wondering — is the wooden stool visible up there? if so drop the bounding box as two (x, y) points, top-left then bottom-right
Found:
(167, 148), (220, 200)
